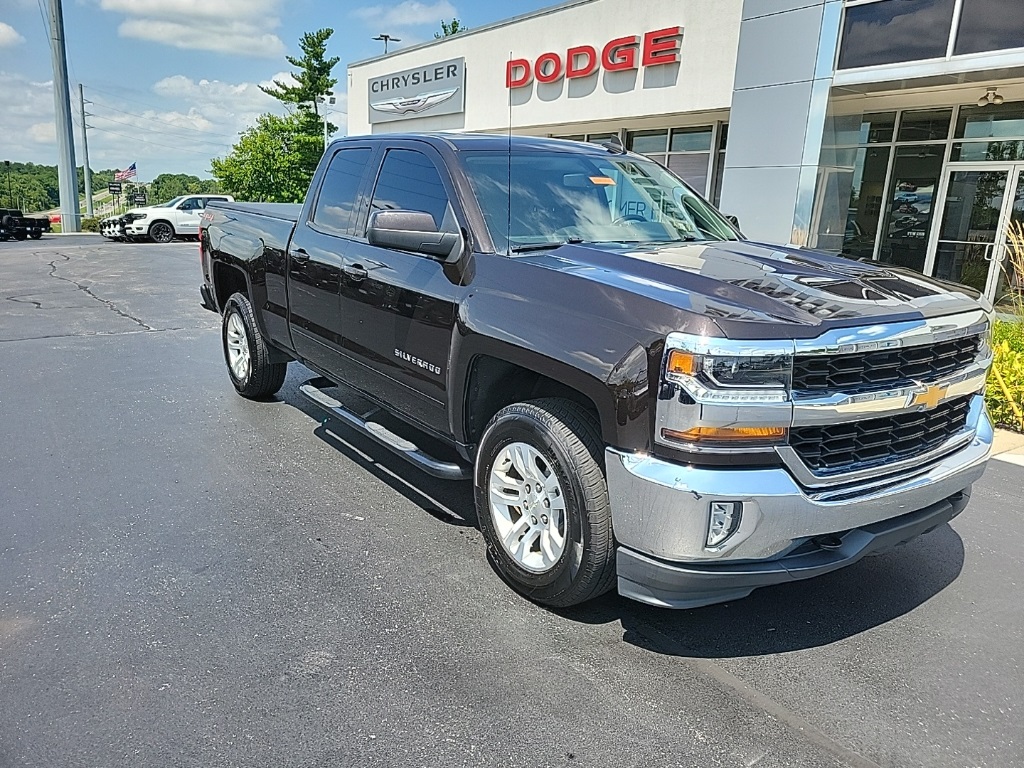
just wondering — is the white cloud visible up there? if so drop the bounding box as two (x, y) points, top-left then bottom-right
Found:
(28, 122), (56, 144)
(0, 22), (26, 47)
(99, 0), (285, 58)
(354, 0), (458, 29)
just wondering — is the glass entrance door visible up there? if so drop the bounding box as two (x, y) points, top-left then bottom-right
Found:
(929, 163), (1024, 306)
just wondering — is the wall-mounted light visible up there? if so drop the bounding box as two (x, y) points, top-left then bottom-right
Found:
(978, 87), (1005, 107)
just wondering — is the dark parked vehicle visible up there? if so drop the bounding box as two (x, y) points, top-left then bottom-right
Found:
(0, 209), (50, 240)
(200, 134), (993, 609)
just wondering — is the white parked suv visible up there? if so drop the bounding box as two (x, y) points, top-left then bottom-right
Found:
(103, 194), (234, 243)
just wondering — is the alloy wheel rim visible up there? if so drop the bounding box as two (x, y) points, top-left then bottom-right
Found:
(225, 311), (250, 381)
(488, 441), (567, 573)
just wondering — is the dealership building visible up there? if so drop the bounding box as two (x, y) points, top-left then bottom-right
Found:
(347, 0), (1024, 307)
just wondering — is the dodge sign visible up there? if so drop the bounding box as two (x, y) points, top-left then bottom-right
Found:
(368, 57), (466, 124)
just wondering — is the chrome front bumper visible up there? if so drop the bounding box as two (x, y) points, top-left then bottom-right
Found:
(607, 399), (992, 607)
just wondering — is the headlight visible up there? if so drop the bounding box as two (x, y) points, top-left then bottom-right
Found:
(664, 349), (791, 403)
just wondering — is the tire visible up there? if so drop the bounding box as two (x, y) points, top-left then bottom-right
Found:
(221, 292), (287, 399)
(29, 232), (42, 240)
(149, 221), (174, 243)
(475, 398), (616, 608)
(13, 231), (26, 241)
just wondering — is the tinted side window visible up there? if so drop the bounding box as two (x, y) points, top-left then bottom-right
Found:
(313, 147), (372, 234)
(368, 149), (454, 232)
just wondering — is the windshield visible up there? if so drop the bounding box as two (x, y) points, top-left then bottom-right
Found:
(461, 150), (738, 253)
(155, 196), (186, 208)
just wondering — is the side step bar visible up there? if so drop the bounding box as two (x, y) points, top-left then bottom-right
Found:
(299, 378), (472, 481)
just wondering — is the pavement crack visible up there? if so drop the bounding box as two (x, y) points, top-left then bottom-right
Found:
(6, 295), (44, 309)
(47, 253), (155, 331)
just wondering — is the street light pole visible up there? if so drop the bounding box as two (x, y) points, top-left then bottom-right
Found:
(317, 94), (336, 151)
(372, 34), (401, 54)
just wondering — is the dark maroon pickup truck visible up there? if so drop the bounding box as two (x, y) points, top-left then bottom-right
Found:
(200, 133), (993, 609)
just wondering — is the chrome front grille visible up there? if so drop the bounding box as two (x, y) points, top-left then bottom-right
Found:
(792, 336), (981, 394)
(790, 395), (972, 474)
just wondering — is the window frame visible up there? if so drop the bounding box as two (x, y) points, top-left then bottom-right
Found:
(361, 142), (470, 250)
(307, 143), (376, 238)
(837, 0), (1024, 71)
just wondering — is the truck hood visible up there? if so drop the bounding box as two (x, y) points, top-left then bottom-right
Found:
(535, 239), (989, 339)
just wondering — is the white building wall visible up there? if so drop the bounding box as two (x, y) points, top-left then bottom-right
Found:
(347, 0), (743, 136)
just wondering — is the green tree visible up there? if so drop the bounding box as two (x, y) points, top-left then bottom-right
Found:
(260, 28), (340, 134)
(210, 113), (322, 203)
(435, 18), (467, 38)
(149, 173), (221, 203)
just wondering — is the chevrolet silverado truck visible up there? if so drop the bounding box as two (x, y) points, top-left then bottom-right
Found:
(199, 134), (993, 609)
(101, 194), (233, 242)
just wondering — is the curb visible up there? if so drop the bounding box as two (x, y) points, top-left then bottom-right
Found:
(992, 427), (1024, 465)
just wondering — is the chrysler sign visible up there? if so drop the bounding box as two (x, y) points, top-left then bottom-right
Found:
(506, 27), (683, 88)
(368, 57), (465, 124)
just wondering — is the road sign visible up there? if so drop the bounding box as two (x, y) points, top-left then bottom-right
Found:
(108, 182), (122, 195)
(133, 194), (147, 205)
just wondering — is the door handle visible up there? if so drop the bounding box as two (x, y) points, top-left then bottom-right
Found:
(291, 248), (310, 262)
(343, 264), (368, 281)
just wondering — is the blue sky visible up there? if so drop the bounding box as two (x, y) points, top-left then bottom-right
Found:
(0, 0), (555, 178)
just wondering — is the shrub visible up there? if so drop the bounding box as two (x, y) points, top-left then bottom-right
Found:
(81, 217), (100, 233)
(986, 320), (1024, 432)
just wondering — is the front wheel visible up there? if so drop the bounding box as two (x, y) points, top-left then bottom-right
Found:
(149, 221), (174, 243)
(29, 232), (42, 240)
(475, 398), (616, 608)
(221, 293), (287, 398)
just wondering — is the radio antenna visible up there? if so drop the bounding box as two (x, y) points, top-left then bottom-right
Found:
(506, 51), (513, 256)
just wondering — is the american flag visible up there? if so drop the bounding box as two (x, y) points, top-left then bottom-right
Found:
(114, 163), (137, 182)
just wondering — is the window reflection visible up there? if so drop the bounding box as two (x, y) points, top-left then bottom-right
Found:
(877, 145), (945, 273)
(954, 0), (1024, 55)
(838, 0), (956, 69)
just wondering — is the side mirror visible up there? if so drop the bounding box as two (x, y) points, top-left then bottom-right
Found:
(725, 214), (741, 230)
(367, 209), (463, 262)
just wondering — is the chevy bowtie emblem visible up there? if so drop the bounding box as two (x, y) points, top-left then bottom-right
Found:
(370, 88), (459, 115)
(911, 384), (947, 409)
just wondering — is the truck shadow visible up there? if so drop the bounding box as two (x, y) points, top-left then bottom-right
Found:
(561, 525), (966, 657)
(280, 373), (478, 528)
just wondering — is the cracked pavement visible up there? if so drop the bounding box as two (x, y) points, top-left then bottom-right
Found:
(0, 237), (1022, 768)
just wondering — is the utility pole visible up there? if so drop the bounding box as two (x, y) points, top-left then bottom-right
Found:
(46, 0), (80, 232)
(78, 84), (93, 218)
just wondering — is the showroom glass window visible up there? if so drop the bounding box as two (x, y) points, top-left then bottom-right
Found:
(839, 0), (1024, 70)
(813, 109), (952, 271)
(954, 0), (1024, 55)
(838, 0), (957, 69)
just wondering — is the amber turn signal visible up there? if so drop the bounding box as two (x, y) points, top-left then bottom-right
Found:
(661, 426), (788, 443)
(666, 350), (699, 376)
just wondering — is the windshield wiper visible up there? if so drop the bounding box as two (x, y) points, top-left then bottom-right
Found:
(510, 237), (584, 253)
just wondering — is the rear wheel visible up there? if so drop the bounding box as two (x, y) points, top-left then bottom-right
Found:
(29, 232), (42, 240)
(475, 398), (616, 608)
(149, 221), (174, 243)
(221, 293), (287, 398)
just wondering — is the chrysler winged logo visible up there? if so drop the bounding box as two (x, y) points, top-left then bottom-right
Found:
(370, 88), (459, 116)
(910, 384), (947, 409)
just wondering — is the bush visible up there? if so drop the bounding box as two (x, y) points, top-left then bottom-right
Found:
(81, 217), (99, 232)
(986, 320), (1024, 432)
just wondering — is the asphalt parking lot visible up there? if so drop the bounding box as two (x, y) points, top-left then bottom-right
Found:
(1, 235), (1022, 768)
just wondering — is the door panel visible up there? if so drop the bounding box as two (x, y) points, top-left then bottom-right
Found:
(339, 241), (457, 433)
(931, 168), (1008, 294)
(286, 146), (374, 375)
(993, 168), (1024, 310)
(176, 199), (203, 234)
(335, 145), (463, 436)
